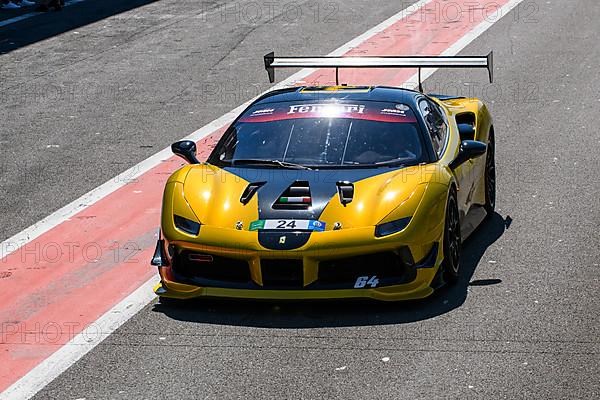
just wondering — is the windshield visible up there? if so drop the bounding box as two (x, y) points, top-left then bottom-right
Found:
(209, 100), (425, 168)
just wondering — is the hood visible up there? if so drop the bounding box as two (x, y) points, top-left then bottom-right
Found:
(175, 164), (439, 232)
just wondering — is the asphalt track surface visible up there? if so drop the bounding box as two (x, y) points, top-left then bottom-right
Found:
(1, 0), (599, 399)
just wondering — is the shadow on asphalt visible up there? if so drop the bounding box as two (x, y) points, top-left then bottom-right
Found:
(0, 0), (158, 54)
(152, 212), (510, 328)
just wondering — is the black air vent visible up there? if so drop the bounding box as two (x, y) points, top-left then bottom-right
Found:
(240, 181), (265, 205)
(336, 181), (354, 205)
(273, 181), (311, 209)
(173, 251), (251, 283)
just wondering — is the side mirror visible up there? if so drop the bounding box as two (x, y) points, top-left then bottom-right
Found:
(457, 123), (475, 141)
(449, 140), (487, 170)
(171, 140), (200, 164)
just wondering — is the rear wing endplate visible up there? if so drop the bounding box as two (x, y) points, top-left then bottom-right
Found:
(264, 51), (493, 92)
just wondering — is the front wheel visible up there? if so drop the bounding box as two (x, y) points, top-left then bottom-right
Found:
(442, 188), (461, 284)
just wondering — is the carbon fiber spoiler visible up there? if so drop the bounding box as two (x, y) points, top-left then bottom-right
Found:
(263, 51), (493, 92)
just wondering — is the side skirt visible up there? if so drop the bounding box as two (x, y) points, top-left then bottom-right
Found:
(460, 204), (487, 241)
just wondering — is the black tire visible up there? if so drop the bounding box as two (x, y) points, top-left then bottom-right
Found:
(484, 130), (496, 216)
(442, 188), (461, 284)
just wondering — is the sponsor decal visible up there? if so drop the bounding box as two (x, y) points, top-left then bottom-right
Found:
(251, 108), (275, 116)
(287, 103), (365, 115)
(249, 219), (326, 232)
(249, 220), (265, 231)
(380, 108), (406, 115)
(380, 104), (410, 116)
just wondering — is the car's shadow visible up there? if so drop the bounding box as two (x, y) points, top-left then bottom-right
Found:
(152, 212), (510, 327)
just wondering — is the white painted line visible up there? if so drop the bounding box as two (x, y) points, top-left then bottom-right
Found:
(0, 279), (156, 400)
(1, 0), (528, 398)
(0, 0), (86, 28)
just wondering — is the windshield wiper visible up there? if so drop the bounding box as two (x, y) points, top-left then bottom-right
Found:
(224, 158), (312, 170)
(374, 158), (415, 167)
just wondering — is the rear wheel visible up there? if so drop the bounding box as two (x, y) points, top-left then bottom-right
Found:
(442, 188), (461, 284)
(484, 131), (496, 215)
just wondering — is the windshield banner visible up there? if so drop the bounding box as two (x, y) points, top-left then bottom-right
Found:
(240, 102), (417, 123)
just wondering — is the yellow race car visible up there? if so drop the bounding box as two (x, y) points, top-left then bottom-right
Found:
(152, 53), (496, 301)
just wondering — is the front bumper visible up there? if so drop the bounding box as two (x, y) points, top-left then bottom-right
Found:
(152, 225), (443, 302)
(154, 273), (436, 302)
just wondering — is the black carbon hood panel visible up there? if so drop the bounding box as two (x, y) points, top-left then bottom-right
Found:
(224, 167), (385, 220)
(223, 167), (390, 250)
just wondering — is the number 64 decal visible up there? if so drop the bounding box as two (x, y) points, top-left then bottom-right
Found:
(354, 276), (379, 288)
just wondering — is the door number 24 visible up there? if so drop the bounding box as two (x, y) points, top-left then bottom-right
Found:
(354, 276), (379, 288)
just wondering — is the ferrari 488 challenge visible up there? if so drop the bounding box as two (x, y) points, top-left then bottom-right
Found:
(151, 52), (496, 301)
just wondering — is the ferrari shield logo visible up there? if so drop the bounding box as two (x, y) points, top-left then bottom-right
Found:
(279, 236), (286, 244)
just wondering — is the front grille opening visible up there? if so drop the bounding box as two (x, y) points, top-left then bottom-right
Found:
(261, 259), (304, 288)
(318, 250), (414, 284)
(174, 251), (251, 283)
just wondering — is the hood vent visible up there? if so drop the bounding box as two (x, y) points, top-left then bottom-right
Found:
(273, 180), (311, 209)
(240, 181), (266, 205)
(336, 181), (354, 205)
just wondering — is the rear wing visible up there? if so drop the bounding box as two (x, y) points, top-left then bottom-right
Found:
(263, 51), (493, 92)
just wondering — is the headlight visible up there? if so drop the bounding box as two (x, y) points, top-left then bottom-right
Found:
(174, 215), (201, 235)
(375, 217), (411, 237)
